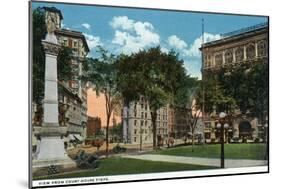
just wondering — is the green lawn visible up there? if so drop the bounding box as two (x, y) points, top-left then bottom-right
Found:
(150, 143), (267, 160)
(34, 157), (215, 180)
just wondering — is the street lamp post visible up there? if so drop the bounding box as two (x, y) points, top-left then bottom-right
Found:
(217, 112), (228, 168)
(264, 116), (268, 160)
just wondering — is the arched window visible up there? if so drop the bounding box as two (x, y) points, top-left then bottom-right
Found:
(225, 49), (233, 63)
(246, 43), (255, 60)
(235, 47), (244, 62)
(258, 40), (267, 57)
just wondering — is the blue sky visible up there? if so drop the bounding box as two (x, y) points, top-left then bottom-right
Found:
(32, 2), (267, 78)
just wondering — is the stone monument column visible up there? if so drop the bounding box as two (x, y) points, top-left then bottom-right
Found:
(33, 10), (75, 169)
(36, 40), (67, 161)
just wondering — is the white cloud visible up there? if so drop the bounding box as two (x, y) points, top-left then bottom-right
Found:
(166, 33), (220, 58)
(183, 59), (202, 79)
(163, 33), (220, 78)
(82, 23), (91, 30)
(161, 47), (169, 54)
(185, 33), (221, 57)
(110, 16), (160, 54)
(167, 35), (188, 49)
(110, 16), (134, 31)
(83, 33), (103, 50)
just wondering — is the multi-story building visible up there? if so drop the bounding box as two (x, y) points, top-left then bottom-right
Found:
(86, 116), (102, 137)
(122, 96), (169, 144)
(55, 28), (89, 129)
(200, 22), (268, 142)
(168, 106), (189, 139)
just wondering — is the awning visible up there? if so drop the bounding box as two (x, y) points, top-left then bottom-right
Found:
(68, 134), (75, 140)
(74, 134), (83, 141)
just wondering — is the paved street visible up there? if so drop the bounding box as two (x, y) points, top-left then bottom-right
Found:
(122, 154), (267, 168)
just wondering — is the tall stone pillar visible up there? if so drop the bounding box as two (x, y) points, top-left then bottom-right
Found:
(33, 20), (75, 169)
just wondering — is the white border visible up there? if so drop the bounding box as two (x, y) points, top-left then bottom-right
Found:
(2, 0), (281, 189)
(32, 166), (268, 187)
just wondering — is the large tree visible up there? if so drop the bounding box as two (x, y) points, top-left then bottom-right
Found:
(198, 70), (236, 115)
(218, 63), (268, 120)
(82, 47), (120, 156)
(201, 62), (268, 123)
(117, 47), (190, 149)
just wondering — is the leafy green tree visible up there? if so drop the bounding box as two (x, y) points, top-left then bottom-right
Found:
(109, 123), (123, 142)
(201, 62), (268, 125)
(32, 7), (47, 105)
(117, 47), (189, 149)
(247, 63), (268, 122)
(218, 63), (268, 120)
(82, 46), (121, 156)
(199, 71), (236, 115)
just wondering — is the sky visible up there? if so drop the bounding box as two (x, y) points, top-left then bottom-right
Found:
(32, 2), (267, 79)
(87, 89), (121, 127)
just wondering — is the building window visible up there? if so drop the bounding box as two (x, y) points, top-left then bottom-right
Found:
(258, 40), (267, 57)
(225, 49), (233, 63)
(145, 112), (147, 118)
(134, 129), (137, 134)
(69, 80), (78, 89)
(141, 112), (144, 118)
(134, 137), (137, 142)
(68, 39), (73, 48)
(145, 121), (147, 126)
(215, 53), (223, 65)
(63, 39), (68, 46)
(73, 41), (78, 48)
(235, 47), (244, 62)
(246, 43), (255, 60)
(134, 120), (137, 126)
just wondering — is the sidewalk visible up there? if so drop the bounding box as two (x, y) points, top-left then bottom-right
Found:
(122, 154), (267, 168)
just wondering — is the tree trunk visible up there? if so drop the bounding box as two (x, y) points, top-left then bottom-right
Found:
(105, 114), (110, 157)
(191, 129), (195, 152)
(105, 93), (112, 158)
(125, 100), (129, 143)
(191, 113), (199, 152)
(151, 110), (157, 150)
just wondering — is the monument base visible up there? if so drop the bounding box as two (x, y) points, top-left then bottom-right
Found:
(32, 158), (77, 177)
(33, 157), (77, 169)
(33, 136), (77, 175)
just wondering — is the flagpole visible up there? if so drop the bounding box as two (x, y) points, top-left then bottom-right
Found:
(201, 18), (205, 122)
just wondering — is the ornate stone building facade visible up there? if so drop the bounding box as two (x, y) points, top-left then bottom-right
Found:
(55, 29), (89, 131)
(202, 23), (268, 71)
(201, 22), (268, 142)
(122, 96), (169, 144)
